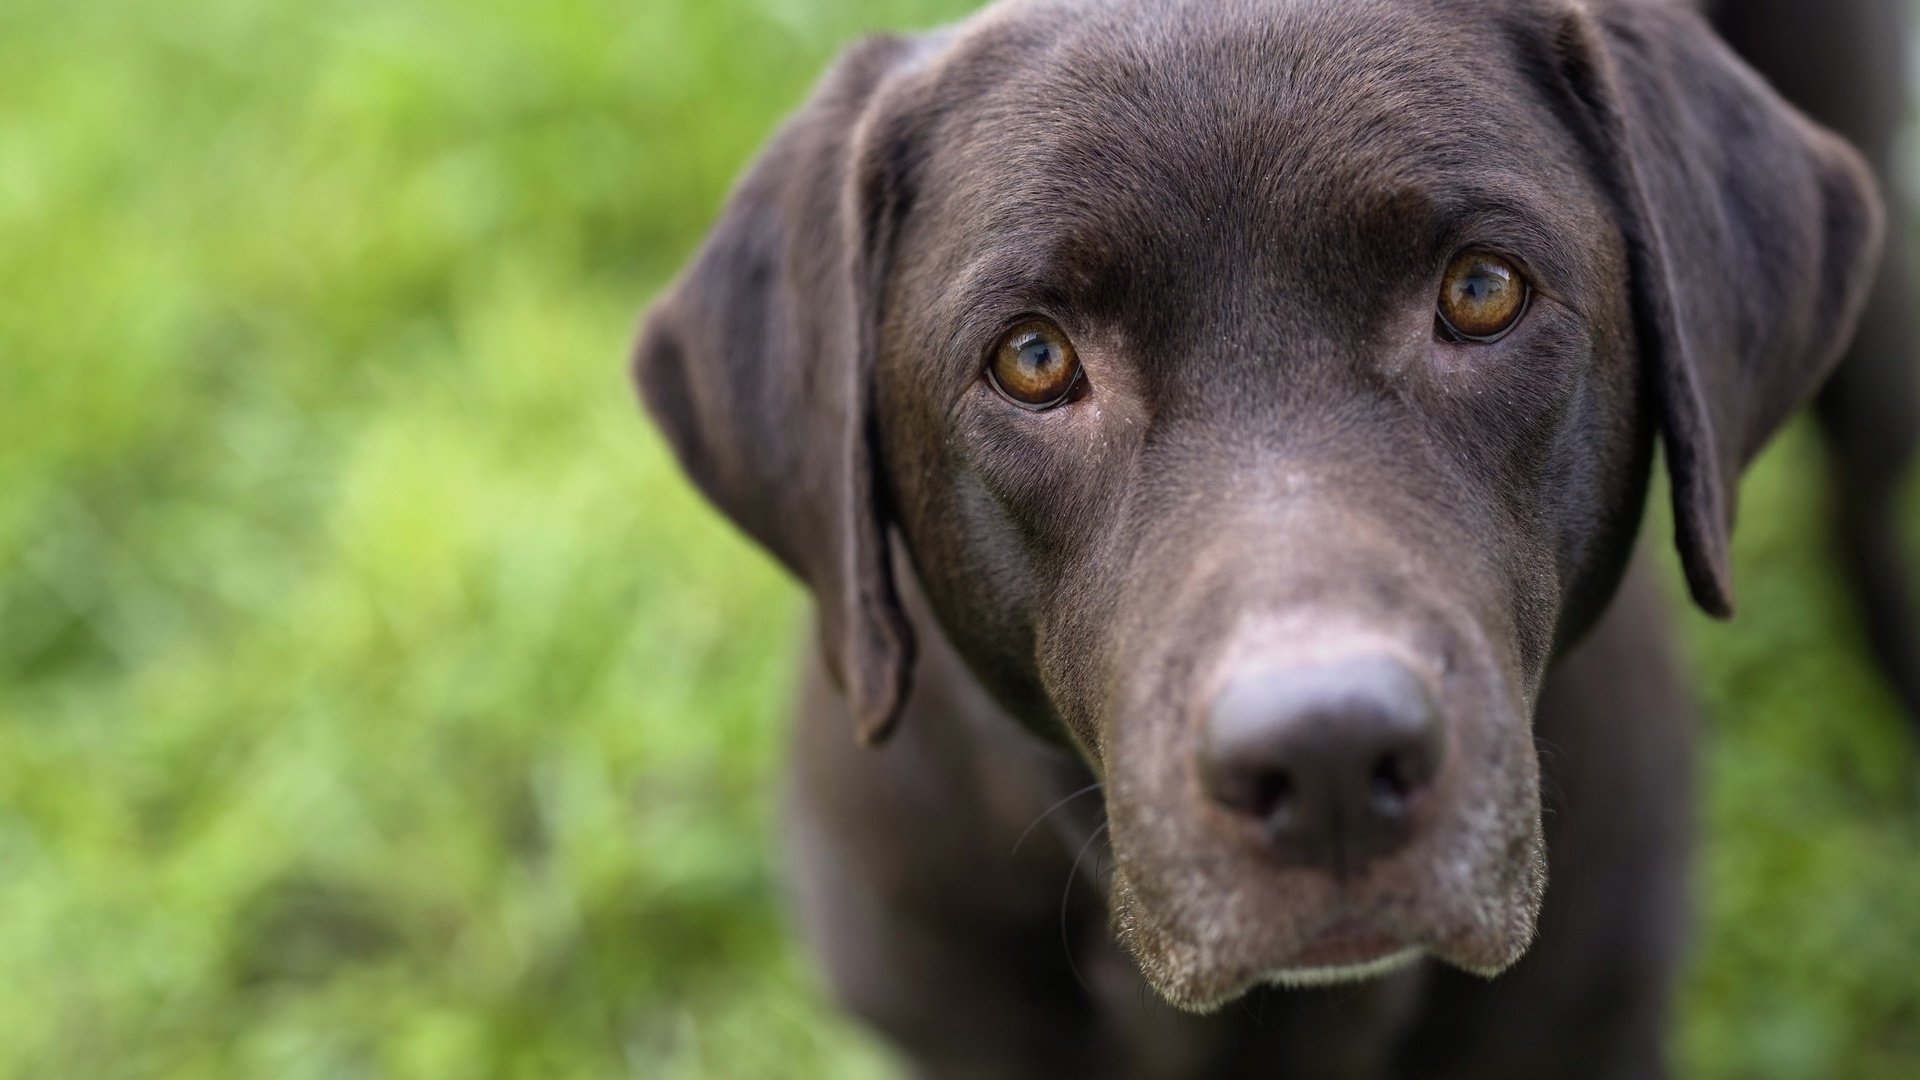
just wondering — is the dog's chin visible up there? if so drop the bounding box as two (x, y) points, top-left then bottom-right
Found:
(1109, 857), (1544, 1015)
(1260, 946), (1428, 990)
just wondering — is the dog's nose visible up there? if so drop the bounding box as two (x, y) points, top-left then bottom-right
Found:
(1199, 653), (1444, 876)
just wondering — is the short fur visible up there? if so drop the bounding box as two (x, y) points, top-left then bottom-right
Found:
(635, 0), (1901, 1074)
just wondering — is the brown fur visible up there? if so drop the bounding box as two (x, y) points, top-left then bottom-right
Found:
(635, 0), (1900, 1074)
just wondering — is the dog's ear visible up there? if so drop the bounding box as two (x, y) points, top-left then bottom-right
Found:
(634, 37), (934, 743)
(1539, 1), (1883, 616)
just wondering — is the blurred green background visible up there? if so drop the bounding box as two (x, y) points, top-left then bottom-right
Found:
(1, 0), (1917, 1076)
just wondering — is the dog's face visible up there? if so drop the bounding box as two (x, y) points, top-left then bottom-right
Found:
(637, 0), (1880, 1012)
(874, 0), (1649, 1004)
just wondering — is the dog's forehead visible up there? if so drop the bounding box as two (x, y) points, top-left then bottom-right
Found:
(922, 0), (1581, 264)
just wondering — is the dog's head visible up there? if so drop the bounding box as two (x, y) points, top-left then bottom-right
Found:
(635, 0), (1880, 1011)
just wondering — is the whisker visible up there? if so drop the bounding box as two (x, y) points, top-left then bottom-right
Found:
(1533, 735), (1572, 819)
(1011, 781), (1105, 856)
(1060, 820), (1111, 997)
(1323, 981), (1368, 1012)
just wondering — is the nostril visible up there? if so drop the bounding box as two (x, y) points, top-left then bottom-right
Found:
(1369, 753), (1412, 816)
(1251, 770), (1293, 822)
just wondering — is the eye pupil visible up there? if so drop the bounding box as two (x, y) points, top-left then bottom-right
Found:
(1458, 274), (1501, 304)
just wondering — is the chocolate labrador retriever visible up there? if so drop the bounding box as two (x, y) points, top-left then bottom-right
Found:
(636, 0), (1909, 1075)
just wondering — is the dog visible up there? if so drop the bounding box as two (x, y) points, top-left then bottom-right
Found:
(634, 0), (1911, 1074)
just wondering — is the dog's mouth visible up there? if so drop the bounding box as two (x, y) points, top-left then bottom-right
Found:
(1106, 821), (1546, 1014)
(1267, 916), (1424, 986)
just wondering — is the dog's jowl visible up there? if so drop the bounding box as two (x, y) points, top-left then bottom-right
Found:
(635, 0), (1904, 1076)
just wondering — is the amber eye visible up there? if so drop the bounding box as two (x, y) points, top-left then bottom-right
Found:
(988, 318), (1082, 409)
(1437, 251), (1529, 341)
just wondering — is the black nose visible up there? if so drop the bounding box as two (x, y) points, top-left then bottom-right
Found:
(1199, 653), (1445, 876)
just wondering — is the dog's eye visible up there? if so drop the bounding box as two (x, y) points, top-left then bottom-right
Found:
(988, 319), (1082, 409)
(1437, 252), (1529, 342)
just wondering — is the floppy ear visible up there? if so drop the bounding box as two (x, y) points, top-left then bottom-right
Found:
(1543, 1), (1884, 616)
(634, 37), (932, 743)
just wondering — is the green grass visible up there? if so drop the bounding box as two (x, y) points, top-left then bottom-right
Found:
(1, 0), (1916, 1076)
